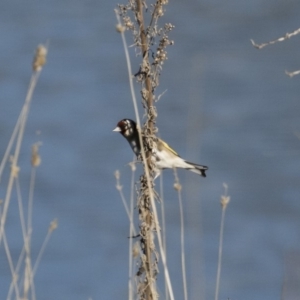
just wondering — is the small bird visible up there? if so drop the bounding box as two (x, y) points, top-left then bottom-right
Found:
(113, 119), (208, 178)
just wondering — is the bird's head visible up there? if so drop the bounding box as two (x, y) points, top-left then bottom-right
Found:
(113, 119), (137, 138)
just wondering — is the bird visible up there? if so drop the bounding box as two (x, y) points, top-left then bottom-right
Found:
(113, 118), (208, 178)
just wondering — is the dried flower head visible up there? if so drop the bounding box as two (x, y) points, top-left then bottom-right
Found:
(114, 170), (120, 180)
(31, 143), (41, 167)
(33, 44), (47, 72)
(116, 24), (126, 33)
(49, 219), (58, 232)
(11, 165), (20, 178)
(220, 183), (230, 208)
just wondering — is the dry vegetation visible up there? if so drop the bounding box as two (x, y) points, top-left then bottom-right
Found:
(0, 44), (57, 300)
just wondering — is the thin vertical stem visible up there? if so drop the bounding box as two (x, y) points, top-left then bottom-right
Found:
(129, 163), (136, 300)
(159, 174), (169, 300)
(173, 169), (188, 300)
(215, 184), (230, 300)
(215, 207), (225, 300)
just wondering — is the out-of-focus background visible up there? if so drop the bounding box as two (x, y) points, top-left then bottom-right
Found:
(0, 1), (300, 299)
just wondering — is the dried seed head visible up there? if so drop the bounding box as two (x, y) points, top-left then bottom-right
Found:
(11, 165), (20, 178)
(31, 143), (41, 167)
(33, 44), (47, 71)
(157, 6), (164, 17)
(174, 182), (182, 191)
(164, 23), (175, 31)
(123, 16), (134, 30)
(220, 195), (230, 209)
(49, 219), (58, 232)
(129, 162), (136, 172)
(116, 24), (125, 33)
(114, 170), (120, 180)
(220, 183), (230, 208)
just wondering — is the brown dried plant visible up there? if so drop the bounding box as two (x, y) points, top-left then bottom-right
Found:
(116, 1), (174, 299)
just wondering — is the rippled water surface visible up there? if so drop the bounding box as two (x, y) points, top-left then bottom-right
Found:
(0, 1), (300, 299)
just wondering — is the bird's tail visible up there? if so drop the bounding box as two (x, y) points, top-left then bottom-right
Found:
(185, 161), (208, 177)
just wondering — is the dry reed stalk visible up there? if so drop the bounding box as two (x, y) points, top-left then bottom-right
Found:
(115, 1), (174, 299)
(0, 44), (57, 300)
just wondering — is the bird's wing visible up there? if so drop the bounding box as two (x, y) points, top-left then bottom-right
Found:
(157, 138), (180, 157)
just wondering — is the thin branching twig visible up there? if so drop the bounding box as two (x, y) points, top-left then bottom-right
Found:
(285, 69), (300, 78)
(32, 219), (58, 276)
(251, 27), (300, 49)
(251, 27), (300, 77)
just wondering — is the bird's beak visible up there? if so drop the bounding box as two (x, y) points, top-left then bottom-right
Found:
(113, 126), (121, 132)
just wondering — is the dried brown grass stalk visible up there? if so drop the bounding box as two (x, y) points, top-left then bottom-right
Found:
(116, 1), (174, 299)
(0, 44), (57, 300)
(0, 44), (47, 246)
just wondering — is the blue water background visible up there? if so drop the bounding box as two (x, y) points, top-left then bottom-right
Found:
(0, 1), (300, 299)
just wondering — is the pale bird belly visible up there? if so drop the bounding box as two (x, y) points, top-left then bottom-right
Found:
(154, 150), (190, 169)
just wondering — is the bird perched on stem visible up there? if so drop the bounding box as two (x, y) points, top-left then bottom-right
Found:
(113, 119), (208, 179)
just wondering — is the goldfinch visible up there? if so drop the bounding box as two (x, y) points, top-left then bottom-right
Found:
(113, 119), (208, 178)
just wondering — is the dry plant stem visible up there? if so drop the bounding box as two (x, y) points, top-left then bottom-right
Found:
(3, 227), (20, 299)
(11, 220), (57, 300)
(0, 71), (41, 246)
(6, 178), (27, 300)
(214, 207), (226, 300)
(116, 10), (156, 300)
(28, 167), (37, 236)
(251, 27), (300, 49)
(285, 69), (300, 78)
(129, 162), (137, 300)
(135, 2), (155, 299)
(115, 168), (139, 299)
(136, 0), (154, 128)
(7, 248), (26, 300)
(0, 111), (23, 182)
(116, 6), (174, 300)
(159, 175), (166, 253)
(251, 28), (300, 77)
(32, 220), (57, 276)
(115, 170), (138, 237)
(159, 174), (169, 300)
(8, 247), (26, 300)
(16, 177), (27, 240)
(173, 169), (188, 300)
(23, 166), (38, 300)
(215, 185), (230, 300)
(23, 256), (36, 300)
